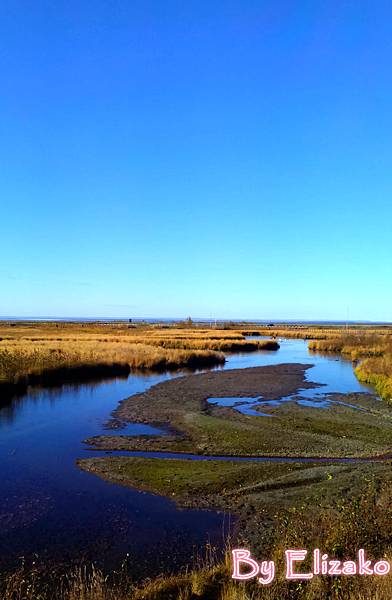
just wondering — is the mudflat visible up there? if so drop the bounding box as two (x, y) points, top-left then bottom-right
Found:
(85, 363), (392, 458)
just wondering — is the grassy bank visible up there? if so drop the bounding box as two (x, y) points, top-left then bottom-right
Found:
(0, 343), (225, 395)
(356, 358), (392, 401)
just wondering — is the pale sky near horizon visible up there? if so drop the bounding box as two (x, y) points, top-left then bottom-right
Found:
(1, 1), (391, 321)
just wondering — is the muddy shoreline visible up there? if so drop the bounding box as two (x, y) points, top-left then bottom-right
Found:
(85, 363), (392, 458)
(114, 362), (315, 423)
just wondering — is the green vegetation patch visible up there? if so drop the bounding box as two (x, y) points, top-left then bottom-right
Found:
(77, 457), (313, 508)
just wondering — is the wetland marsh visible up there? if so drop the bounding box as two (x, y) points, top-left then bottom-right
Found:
(1, 323), (392, 599)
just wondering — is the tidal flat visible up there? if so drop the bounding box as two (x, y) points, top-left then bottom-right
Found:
(84, 363), (392, 458)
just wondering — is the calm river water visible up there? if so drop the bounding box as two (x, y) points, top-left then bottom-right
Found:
(0, 339), (373, 576)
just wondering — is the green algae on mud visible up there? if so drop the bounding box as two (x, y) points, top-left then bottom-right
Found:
(77, 457), (311, 508)
(85, 364), (392, 458)
(77, 457), (392, 511)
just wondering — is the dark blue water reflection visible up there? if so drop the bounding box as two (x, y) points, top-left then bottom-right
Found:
(0, 372), (233, 575)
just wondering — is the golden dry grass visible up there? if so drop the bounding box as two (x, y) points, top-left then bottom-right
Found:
(355, 357), (392, 401)
(308, 333), (390, 358)
(0, 323), (282, 388)
(0, 340), (226, 387)
(254, 326), (392, 341)
(0, 323), (243, 340)
(126, 337), (277, 352)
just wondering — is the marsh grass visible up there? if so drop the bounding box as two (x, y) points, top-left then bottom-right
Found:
(0, 342), (225, 392)
(0, 324), (282, 392)
(0, 327), (234, 393)
(253, 326), (392, 342)
(128, 338), (279, 352)
(355, 358), (392, 401)
(308, 333), (390, 358)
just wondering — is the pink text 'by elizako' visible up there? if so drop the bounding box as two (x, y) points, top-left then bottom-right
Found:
(231, 548), (390, 585)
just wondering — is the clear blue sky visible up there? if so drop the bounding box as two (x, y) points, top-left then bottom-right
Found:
(1, 1), (391, 321)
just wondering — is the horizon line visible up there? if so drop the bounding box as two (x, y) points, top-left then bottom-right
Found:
(1, 316), (391, 325)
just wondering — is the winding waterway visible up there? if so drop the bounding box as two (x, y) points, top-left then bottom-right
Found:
(0, 338), (375, 576)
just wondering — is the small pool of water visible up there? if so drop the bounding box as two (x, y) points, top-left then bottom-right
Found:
(207, 387), (368, 416)
(207, 396), (273, 416)
(0, 338), (375, 576)
(207, 394), (367, 415)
